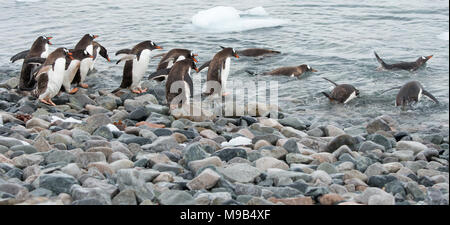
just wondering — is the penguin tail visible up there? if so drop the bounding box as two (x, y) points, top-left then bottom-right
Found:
(321, 92), (333, 101)
(422, 90), (439, 105)
(271, 50), (281, 54)
(380, 86), (402, 95)
(322, 77), (338, 86)
(246, 70), (258, 76)
(111, 87), (122, 94)
(374, 51), (387, 68)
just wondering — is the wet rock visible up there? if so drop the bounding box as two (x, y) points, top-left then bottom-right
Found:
(213, 148), (247, 162)
(397, 141), (427, 154)
(112, 190), (137, 205)
(188, 156), (223, 173)
(278, 117), (308, 130)
(359, 141), (385, 152)
(326, 135), (357, 152)
(12, 154), (44, 169)
(85, 114), (112, 134)
(92, 126), (113, 141)
(183, 143), (208, 164)
(283, 138), (300, 153)
(76, 152), (107, 168)
(26, 118), (50, 129)
(0, 136), (29, 148)
(255, 157), (289, 171)
(187, 168), (221, 190)
(368, 134), (392, 150)
(10, 145), (37, 154)
(220, 163), (261, 183)
(158, 190), (195, 205)
(366, 116), (394, 134)
(142, 136), (178, 152)
(324, 125), (345, 137)
(39, 174), (79, 195)
(405, 182), (426, 201)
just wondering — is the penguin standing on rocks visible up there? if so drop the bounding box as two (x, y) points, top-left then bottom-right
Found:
(246, 64), (317, 78)
(374, 51), (433, 71)
(31, 47), (73, 106)
(10, 36), (53, 91)
(72, 34), (99, 88)
(148, 48), (198, 81)
(382, 81), (439, 109)
(321, 77), (360, 104)
(238, 48), (280, 57)
(198, 46), (239, 96)
(61, 49), (94, 94)
(113, 40), (163, 94)
(165, 58), (199, 109)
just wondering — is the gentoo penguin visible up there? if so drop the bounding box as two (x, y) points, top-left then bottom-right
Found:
(321, 77), (360, 104)
(148, 49), (198, 81)
(199, 46), (239, 96)
(165, 58), (199, 109)
(374, 51), (433, 71)
(32, 47), (73, 106)
(238, 48), (280, 57)
(246, 64), (317, 78)
(10, 36), (53, 91)
(73, 34), (99, 88)
(61, 49), (94, 94)
(382, 81), (439, 109)
(90, 41), (110, 70)
(113, 40), (163, 94)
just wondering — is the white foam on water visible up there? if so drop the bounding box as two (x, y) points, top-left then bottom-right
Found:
(437, 32), (449, 41)
(16, 0), (41, 2)
(192, 6), (288, 33)
(106, 123), (120, 132)
(50, 116), (83, 124)
(221, 136), (252, 147)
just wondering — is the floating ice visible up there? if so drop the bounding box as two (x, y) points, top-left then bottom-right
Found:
(437, 32), (449, 41)
(106, 123), (120, 132)
(221, 136), (252, 147)
(51, 116), (83, 124)
(192, 6), (288, 33)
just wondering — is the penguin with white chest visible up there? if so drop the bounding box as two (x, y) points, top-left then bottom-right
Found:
(61, 49), (94, 94)
(321, 78), (360, 104)
(10, 36), (53, 91)
(32, 47), (73, 106)
(72, 34), (99, 88)
(198, 46), (239, 96)
(165, 58), (199, 109)
(113, 40), (163, 94)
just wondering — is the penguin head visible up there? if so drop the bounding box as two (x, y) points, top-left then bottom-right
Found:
(299, 64), (318, 72)
(62, 48), (74, 60)
(89, 34), (99, 39)
(147, 41), (163, 50)
(189, 51), (199, 63)
(416, 55), (433, 65)
(220, 46), (239, 58)
(69, 49), (94, 60)
(41, 36), (53, 45)
(190, 59), (199, 73)
(99, 45), (111, 62)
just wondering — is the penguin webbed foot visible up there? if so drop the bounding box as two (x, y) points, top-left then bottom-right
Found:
(80, 83), (89, 88)
(68, 88), (79, 94)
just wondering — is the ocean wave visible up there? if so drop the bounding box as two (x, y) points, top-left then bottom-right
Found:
(191, 6), (288, 33)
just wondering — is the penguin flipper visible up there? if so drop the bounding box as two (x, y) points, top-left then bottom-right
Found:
(34, 72), (48, 98)
(10, 50), (30, 63)
(25, 57), (46, 65)
(184, 74), (194, 98)
(198, 60), (211, 72)
(34, 65), (52, 78)
(422, 89), (439, 104)
(148, 69), (171, 81)
(374, 51), (387, 68)
(245, 70), (258, 76)
(322, 77), (338, 86)
(115, 49), (131, 56)
(152, 53), (167, 59)
(116, 54), (136, 64)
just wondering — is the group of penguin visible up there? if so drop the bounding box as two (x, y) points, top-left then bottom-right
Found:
(9, 34), (440, 110)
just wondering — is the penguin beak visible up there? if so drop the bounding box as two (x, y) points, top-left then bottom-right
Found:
(67, 52), (73, 56)
(107, 57), (111, 62)
(89, 55), (94, 58)
(155, 46), (163, 49)
(426, 55), (433, 60)
(69, 55), (74, 60)
(47, 37), (53, 45)
(192, 57), (198, 63)
(195, 67), (199, 73)
(93, 35), (99, 39)
(311, 69), (318, 72)
(234, 53), (239, 59)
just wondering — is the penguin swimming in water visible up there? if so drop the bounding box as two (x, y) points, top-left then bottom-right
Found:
(148, 48), (198, 82)
(72, 34), (99, 88)
(321, 77), (360, 104)
(246, 64), (317, 78)
(238, 48), (280, 57)
(165, 58), (199, 109)
(10, 36), (53, 91)
(374, 51), (433, 71)
(31, 47), (73, 106)
(198, 46), (239, 96)
(61, 49), (94, 94)
(113, 40), (163, 94)
(382, 81), (439, 110)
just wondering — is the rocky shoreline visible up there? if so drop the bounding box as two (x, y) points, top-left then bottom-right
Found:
(0, 77), (448, 205)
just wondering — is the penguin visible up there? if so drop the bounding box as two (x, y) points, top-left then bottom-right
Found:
(113, 40), (163, 94)
(165, 58), (199, 109)
(321, 77), (360, 104)
(374, 51), (433, 71)
(10, 36), (53, 91)
(148, 49), (198, 81)
(32, 47), (73, 106)
(61, 49), (94, 94)
(382, 81), (439, 109)
(90, 41), (111, 70)
(246, 64), (317, 78)
(198, 46), (239, 96)
(73, 34), (99, 88)
(237, 48), (280, 57)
